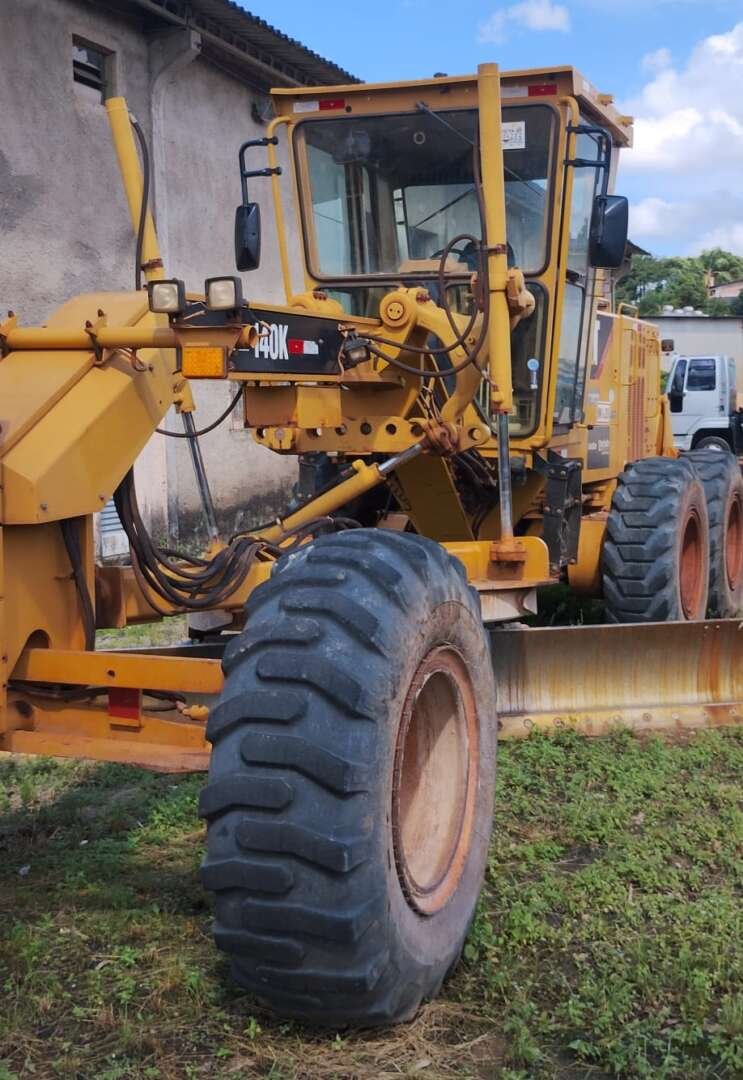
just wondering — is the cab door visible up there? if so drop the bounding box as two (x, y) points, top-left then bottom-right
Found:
(668, 356), (688, 437)
(683, 357), (718, 426)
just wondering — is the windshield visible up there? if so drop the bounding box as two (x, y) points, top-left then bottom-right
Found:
(298, 105), (554, 279)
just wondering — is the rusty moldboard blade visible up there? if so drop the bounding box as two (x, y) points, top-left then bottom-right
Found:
(490, 619), (743, 739)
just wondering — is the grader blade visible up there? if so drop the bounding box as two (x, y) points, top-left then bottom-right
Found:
(492, 620), (743, 739)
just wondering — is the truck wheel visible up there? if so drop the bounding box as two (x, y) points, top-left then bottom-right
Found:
(694, 436), (733, 453)
(602, 457), (710, 622)
(200, 529), (496, 1026)
(687, 450), (743, 617)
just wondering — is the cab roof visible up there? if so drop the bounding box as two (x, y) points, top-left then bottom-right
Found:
(272, 66), (633, 147)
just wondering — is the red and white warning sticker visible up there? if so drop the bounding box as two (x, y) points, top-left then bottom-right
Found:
(288, 338), (320, 355)
(254, 322), (320, 361)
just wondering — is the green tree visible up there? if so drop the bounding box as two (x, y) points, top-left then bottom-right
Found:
(698, 247), (743, 282)
(616, 248), (743, 315)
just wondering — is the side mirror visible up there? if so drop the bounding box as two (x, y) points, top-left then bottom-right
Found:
(234, 202), (261, 272)
(668, 389), (684, 413)
(589, 194), (629, 269)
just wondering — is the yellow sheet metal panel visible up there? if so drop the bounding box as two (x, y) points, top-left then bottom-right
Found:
(3, 522), (85, 675)
(0, 351), (94, 459)
(43, 290), (151, 329)
(2, 348), (176, 523)
(567, 516), (606, 594)
(444, 535), (551, 583)
(393, 455), (474, 541)
(1, 290), (176, 523)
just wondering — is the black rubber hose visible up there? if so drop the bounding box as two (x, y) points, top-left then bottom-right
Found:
(155, 388), (243, 439)
(130, 118), (150, 292)
(60, 519), (96, 650)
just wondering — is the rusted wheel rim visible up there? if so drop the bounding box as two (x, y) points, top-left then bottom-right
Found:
(680, 507), (704, 619)
(392, 646), (478, 916)
(725, 492), (743, 592)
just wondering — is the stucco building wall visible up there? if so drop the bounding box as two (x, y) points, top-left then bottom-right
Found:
(0, 0), (322, 544)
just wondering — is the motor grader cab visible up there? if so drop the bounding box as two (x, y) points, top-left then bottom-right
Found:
(1, 64), (742, 1028)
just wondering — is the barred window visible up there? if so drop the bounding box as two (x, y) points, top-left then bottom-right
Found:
(73, 38), (110, 103)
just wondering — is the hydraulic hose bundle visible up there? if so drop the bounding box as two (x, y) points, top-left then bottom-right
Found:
(113, 470), (357, 616)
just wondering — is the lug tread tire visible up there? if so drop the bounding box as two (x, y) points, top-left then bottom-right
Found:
(201, 529), (496, 1027)
(602, 457), (710, 622)
(686, 450), (743, 617)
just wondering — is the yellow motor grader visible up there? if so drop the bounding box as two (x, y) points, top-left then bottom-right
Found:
(1, 64), (742, 1027)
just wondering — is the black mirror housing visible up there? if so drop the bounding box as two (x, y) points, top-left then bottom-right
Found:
(589, 194), (629, 269)
(235, 202), (261, 272)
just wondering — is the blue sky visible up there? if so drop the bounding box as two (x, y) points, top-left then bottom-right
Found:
(241, 0), (743, 257)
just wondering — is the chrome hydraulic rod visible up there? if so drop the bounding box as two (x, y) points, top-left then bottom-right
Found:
(495, 412), (514, 541)
(378, 441), (424, 476)
(257, 442), (424, 544)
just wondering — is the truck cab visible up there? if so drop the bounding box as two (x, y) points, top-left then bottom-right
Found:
(667, 354), (743, 453)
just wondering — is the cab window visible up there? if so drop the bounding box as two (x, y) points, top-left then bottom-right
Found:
(685, 357), (716, 391)
(553, 128), (602, 425)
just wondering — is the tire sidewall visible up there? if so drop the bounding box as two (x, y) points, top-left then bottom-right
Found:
(376, 597), (497, 971)
(720, 472), (743, 613)
(672, 476), (710, 621)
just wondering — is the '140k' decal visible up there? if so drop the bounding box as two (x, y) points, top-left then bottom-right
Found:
(253, 323), (321, 361)
(254, 323), (289, 361)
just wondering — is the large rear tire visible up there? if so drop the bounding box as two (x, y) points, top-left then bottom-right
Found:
(200, 529), (496, 1027)
(602, 457), (710, 622)
(687, 450), (743, 617)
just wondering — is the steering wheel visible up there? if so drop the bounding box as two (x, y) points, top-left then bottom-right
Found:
(431, 241), (516, 270)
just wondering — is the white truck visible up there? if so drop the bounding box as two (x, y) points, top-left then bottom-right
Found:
(667, 354), (743, 454)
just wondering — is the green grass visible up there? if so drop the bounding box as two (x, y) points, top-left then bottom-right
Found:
(0, 730), (741, 1078)
(95, 616), (189, 652)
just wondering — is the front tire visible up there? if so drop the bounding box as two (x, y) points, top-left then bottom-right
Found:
(200, 529), (496, 1026)
(602, 457), (710, 622)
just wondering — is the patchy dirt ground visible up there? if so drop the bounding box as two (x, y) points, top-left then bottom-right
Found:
(0, 729), (741, 1079)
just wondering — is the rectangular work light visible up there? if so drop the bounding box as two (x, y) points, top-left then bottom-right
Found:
(205, 276), (244, 311)
(147, 278), (186, 315)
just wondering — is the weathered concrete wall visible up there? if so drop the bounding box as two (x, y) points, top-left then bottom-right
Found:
(644, 316), (743, 386)
(0, 0), (300, 544)
(156, 52), (298, 544)
(0, 0), (153, 319)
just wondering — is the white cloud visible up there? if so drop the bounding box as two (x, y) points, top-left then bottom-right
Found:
(629, 197), (676, 239)
(697, 222), (743, 254)
(619, 22), (743, 254)
(641, 46), (671, 73)
(622, 22), (743, 174)
(627, 192), (743, 257)
(478, 0), (570, 44)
